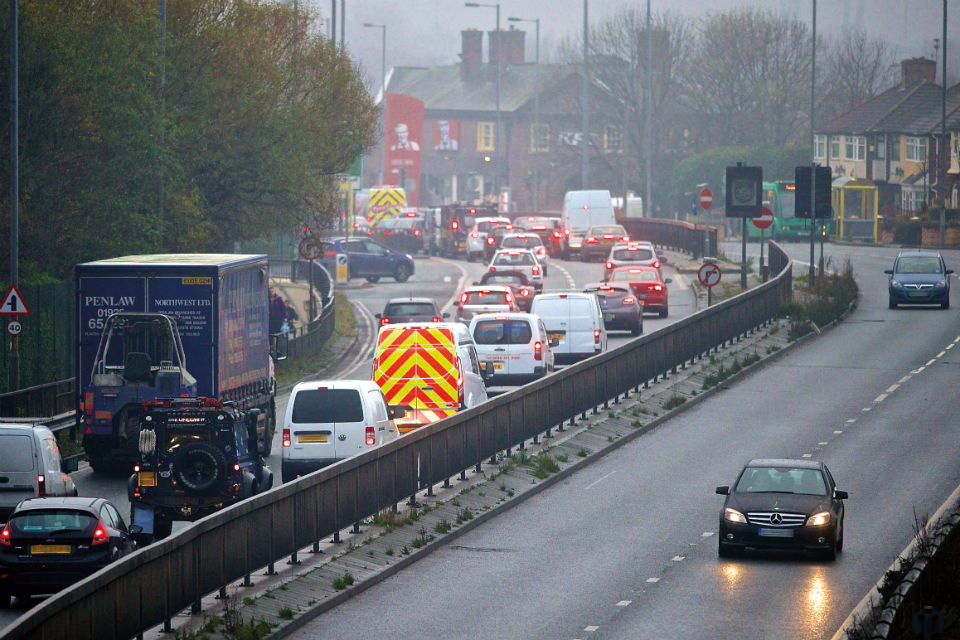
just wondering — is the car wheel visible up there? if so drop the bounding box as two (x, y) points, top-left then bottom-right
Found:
(718, 540), (737, 558)
(366, 275), (381, 283)
(153, 516), (173, 541)
(889, 297), (897, 309)
(942, 298), (950, 310)
(659, 308), (668, 318)
(395, 263), (412, 283)
(631, 323), (641, 336)
(0, 591), (10, 609)
(822, 530), (839, 561)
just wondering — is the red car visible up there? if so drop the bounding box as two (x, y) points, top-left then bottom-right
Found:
(607, 265), (672, 318)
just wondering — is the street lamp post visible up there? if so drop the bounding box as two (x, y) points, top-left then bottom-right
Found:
(466, 2), (500, 207)
(363, 22), (386, 185)
(508, 15), (539, 212)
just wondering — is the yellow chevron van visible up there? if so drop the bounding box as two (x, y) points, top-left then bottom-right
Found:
(373, 323), (488, 433)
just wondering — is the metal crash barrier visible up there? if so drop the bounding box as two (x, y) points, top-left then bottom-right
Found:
(3, 242), (793, 640)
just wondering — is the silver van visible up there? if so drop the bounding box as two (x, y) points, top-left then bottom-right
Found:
(531, 293), (608, 364)
(281, 380), (401, 483)
(560, 190), (616, 259)
(0, 424), (78, 522)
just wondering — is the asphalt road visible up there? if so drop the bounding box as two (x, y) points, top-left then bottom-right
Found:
(283, 242), (960, 640)
(0, 251), (696, 624)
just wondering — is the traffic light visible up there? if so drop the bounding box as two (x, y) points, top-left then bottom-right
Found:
(794, 166), (832, 218)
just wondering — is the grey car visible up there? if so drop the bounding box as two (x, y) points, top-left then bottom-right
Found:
(885, 250), (952, 309)
(582, 282), (643, 336)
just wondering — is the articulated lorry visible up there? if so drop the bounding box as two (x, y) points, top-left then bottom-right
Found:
(75, 254), (277, 472)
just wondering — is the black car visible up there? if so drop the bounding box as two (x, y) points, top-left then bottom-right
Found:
(128, 397), (273, 543)
(0, 496), (140, 606)
(885, 250), (952, 309)
(582, 282), (642, 335)
(476, 270), (536, 312)
(377, 297), (448, 326)
(716, 458), (847, 560)
(373, 215), (428, 255)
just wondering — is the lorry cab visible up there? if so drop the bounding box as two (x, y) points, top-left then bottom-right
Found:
(373, 322), (487, 432)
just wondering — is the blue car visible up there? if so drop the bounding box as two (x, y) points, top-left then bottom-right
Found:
(885, 250), (952, 309)
(320, 237), (415, 283)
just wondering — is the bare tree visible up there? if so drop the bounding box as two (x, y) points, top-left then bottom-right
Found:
(818, 27), (898, 126)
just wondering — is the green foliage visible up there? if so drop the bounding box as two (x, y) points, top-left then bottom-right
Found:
(434, 519), (452, 534)
(278, 607), (295, 620)
(663, 395), (686, 410)
(332, 572), (354, 590)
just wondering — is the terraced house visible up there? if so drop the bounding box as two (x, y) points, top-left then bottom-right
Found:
(814, 57), (960, 215)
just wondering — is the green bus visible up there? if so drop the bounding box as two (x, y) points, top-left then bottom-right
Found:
(747, 180), (830, 240)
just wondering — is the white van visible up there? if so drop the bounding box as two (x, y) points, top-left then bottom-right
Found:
(560, 190), (616, 259)
(531, 292), (607, 364)
(469, 312), (556, 385)
(281, 380), (401, 483)
(0, 424), (78, 522)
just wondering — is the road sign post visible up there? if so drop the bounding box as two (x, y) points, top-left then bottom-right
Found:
(752, 206), (774, 282)
(698, 261), (722, 307)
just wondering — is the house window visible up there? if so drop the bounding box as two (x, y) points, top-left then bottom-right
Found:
(875, 138), (886, 160)
(830, 135), (841, 159)
(603, 126), (622, 153)
(477, 122), (495, 152)
(813, 135), (826, 159)
(845, 136), (865, 161)
(890, 138), (900, 161)
(905, 136), (926, 162)
(529, 123), (550, 153)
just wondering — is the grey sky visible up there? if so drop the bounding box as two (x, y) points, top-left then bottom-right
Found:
(312, 1), (955, 87)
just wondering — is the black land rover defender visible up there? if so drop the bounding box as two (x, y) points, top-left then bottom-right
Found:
(127, 397), (273, 542)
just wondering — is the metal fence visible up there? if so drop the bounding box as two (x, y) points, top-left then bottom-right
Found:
(2, 242), (793, 640)
(617, 217), (718, 259)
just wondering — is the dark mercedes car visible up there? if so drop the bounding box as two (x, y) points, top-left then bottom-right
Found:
(582, 282), (642, 335)
(715, 459), (847, 560)
(884, 250), (952, 309)
(0, 496), (140, 605)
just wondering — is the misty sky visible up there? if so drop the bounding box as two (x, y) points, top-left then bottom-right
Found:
(310, 0), (955, 89)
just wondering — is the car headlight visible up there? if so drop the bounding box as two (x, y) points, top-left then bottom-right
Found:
(806, 511), (831, 526)
(406, 254), (413, 261)
(724, 507), (747, 524)
(890, 279), (902, 288)
(935, 279), (947, 288)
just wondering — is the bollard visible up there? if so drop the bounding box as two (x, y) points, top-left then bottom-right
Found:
(311, 541), (322, 554)
(475, 461), (482, 473)
(353, 521), (361, 534)
(581, 410), (588, 420)
(217, 587), (227, 600)
(288, 551), (300, 565)
(164, 619), (173, 633)
(426, 484), (435, 497)
(332, 530), (341, 543)
(460, 469), (467, 481)
(444, 476), (451, 488)
(265, 561), (277, 576)
(243, 573), (252, 587)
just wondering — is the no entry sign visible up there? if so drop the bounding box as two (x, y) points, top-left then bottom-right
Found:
(699, 187), (713, 210)
(752, 206), (774, 230)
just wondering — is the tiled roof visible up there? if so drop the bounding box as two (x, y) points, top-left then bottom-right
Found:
(819, 81), (960, 136)
(819, 82), (928, 134)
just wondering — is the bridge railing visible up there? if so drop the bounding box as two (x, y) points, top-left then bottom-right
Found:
(1, 241), (793, 640)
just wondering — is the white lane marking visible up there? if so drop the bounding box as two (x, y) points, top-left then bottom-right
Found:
(616, 601), (632, 607)
(433, 257), (469, 314)
(886, 384), (900, 393)
(646, 578), (660, 583)
(846, 419), (857, 423)
(926, 358), (937, 367)
(339, 301), (377, 378)
(551, 261), (577, 289)
(914, 366), (926, 374)
(671, 556), (685, 562)
(818, 442), (829, 446)
(584, 626), (600, 633)
(584, 471), (617, 491)
(802, 453), (813, 458)
(702, 531), (714, 537)
(874, 393), (888, 403)
(946, 343), (955, 350)
(898, 375), (912, 384)
(937, 351), (946, 358)
(834, 430), (843, 434)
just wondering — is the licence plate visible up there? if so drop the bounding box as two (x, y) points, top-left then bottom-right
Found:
(480, 361), (504, 371)
(139, 471), (157, 487)
(548, 332), (564, 342)
(31, 544), (71, 555)
(908, 291), (928, 297)
(604, 313), (616, 321)
(298, 433), (329, 443)
(758, 528), (794, 538)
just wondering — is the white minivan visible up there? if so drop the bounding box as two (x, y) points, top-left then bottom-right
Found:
(281, 380), (401, 483)
(0, 424), (78, 522)
(560, 189), (616, 259)
(469, 312), (556, 385)
(531, 292), (607, 364)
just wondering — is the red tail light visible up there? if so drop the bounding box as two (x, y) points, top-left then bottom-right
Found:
(414, 229), (422, 236)
(84, 392), (94, 417)
(460, 293), (469, 306)
(534, 341), (543, 361)
(553, 231), (561, 238)
(92, 520), (109, 546)
(471, 232), (478, 238)
(653, 284), (663, 292)
(37, 475), (45, 496)
(432, 316), (442, 322)
(452, 220), (460, 230)
(365, 426), (376, 446)
(505, 292), (513, 303)
(620, 235), (631, 242)
(564, 229), (570, 236)
(380, 317), (390, 326)
(532, 266), (541, 275)
(623, 297), (636, 304)
(233, 463), (241, 472)
(653, 260), (660, 269)
(489, 266), (496, 272)
(456, 357), (464, 389)
(0, 523), (10, 546)
(585, 236), (598, 244)
(605, 262), (613, 270)
(519, 288), (530, 297)
(486, 236), (495, 245)
(282, 428), (291, 448)
(594, 329), (601, 344)
(384, 230), (392, 235)
(323, 250), (336, 258)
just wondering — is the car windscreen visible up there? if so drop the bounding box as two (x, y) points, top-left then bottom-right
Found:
(0, 435), (34, 472)
(7, 509), (98, 537)
(482, 274), (526, 286)
(160, 425), (217, 451)
(384, 302), (436, 316)
(477, 221), (502, 233)
(292, 389), (364, 423)
(896, 257), (943, 274)
(473, 320), (533, 345)
(493, 253), (535, 266)
(502, 236), (542, 248)
(612, 248), (654, 261)
(734, 467), (827, 495)
(612, 270), (657, 282)
(464, 291), (510, 305)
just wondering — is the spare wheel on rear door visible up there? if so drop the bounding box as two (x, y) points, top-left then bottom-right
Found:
(173, 441), (227, 493)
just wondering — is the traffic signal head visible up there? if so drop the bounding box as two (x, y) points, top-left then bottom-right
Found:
(794, 166), (832, 218)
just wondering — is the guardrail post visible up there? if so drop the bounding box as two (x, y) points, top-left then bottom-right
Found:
(460, 469), (467, 481)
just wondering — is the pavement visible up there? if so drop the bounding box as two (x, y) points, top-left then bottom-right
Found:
(147, 248), (784, 640)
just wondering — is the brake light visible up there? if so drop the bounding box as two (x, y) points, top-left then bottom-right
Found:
(585, 236), (598, 244)
(621, 236), (631, 242)
(564, 229), (570, 236)
(653, 284), (663, 292)
(623, 297), (636, 304)
(602, 234), (614, 239)
(486, 236), (495, 245)
(653, 260), (660, 269)
(553, 231), (561, 238)
(233, 463), (241, 472)
(414, 229), (422, 236)
(406, 211), (417, 217)
(532, 266), (540, 275)
(134, 464), (141, 473)
(594, 329), (601, 344)
(92, 520), (109, 546)
(471, 232), (478, 238)
(381, 317), (390, 326)
(582, 204), (589, 209)
(489, 266), (496, 272)
(460, 293), (469, 306)
(506, 224), (513, 230)
(324, 250), (336, 258)
(282, 428), (291, 448)
(505, 292), (513, 303)
(518, 234), (527, 239)
(37, 474), (45, 496)
(534, 341), (543, 361)
(605, 262), (613, 270)
(384, 230), (392, 235)
(0, 523), (10, 546)
(432, 316), (441, 322)
(365, 426), (376, 446)
(519, 288), (530, 297)
(452, 220), (459, 230)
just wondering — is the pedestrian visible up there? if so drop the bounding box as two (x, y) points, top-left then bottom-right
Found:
(285, 299), (300, 326)
(269, 286), (286, 335)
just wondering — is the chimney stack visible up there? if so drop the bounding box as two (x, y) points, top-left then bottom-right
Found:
(487, 29), (524, 81)
(460, 29), (483, 81)
(901, 57), (936, 88)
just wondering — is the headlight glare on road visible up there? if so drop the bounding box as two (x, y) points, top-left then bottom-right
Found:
(806, 512), (830, 526)
(724, 508), (747, 524)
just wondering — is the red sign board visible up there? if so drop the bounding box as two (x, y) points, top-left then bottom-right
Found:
(752, 206), (774, 230)
(699, 187), (713, 210)
(0, 284), (30, 316)
(697, 263), (722, 287)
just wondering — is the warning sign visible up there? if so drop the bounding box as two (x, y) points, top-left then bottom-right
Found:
(0, 285), (31, 316)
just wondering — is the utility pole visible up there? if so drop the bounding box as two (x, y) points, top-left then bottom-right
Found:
(644, 0), (652, 218)
(581, 0), (589, 188)
(8, 0), (20, 390)
(808, 0), (817, 286)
